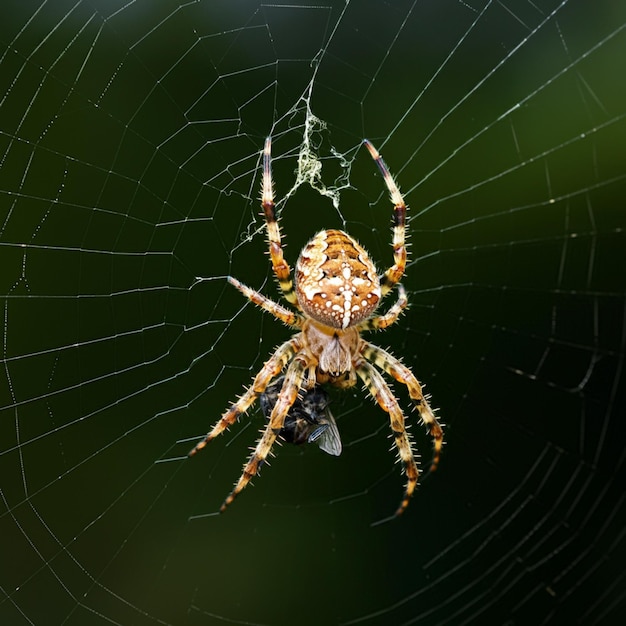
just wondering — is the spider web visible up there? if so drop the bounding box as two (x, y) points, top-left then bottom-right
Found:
(1, 0), (625, 624)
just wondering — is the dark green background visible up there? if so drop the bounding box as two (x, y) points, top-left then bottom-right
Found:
(1, 1), (625, 624)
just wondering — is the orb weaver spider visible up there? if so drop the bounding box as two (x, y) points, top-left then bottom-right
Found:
(190, 137), (443, 516)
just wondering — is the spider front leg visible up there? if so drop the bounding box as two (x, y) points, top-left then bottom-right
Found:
(220, 355), (309, 512)
(362, 342), (443, 471)
(188, 337), (301, 456)
(261, 137), (298, 306)
(364, 140), (407, 297)
(356, 359), (418, 516)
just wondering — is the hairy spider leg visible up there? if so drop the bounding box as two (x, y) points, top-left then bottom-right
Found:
(357, 284), (408, 332)
(188, 337), (301, 456)
(356, 359), (418, 516)
(228, 277), (303, 328)
(261, 137), (299, 306)
(363, 140), (407, 297)
(220, 355), (310, 512)
(361, 342), (443, 471)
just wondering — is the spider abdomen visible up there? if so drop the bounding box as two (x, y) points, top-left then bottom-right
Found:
(296, 229), (381, 329)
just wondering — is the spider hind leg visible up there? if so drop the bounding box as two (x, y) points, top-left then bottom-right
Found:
(362, 342), (443, 472)
(220, 356), (309, 512)
(188, 338), (299, 456)
(356, 359), (419, 516)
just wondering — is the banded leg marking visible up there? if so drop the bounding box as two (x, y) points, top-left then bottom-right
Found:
(261, 137), (298, 305)
(362, 342), (443, 471)
(356, 359), (418, 516)
(363, 140), (407, 297)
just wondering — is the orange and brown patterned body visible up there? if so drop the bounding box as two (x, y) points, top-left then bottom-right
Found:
(295, 229), (381, 329)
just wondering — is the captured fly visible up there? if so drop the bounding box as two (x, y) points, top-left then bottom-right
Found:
(259, 376), (342, 456)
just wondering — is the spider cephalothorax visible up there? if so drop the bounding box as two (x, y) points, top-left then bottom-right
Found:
(190, 137), (443, 516)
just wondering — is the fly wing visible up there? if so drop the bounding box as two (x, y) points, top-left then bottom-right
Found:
(308, 407), (342, 456)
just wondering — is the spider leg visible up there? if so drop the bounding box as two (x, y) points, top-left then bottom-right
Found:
(261, 137), (299, 307)
(221, 355), (309, 512)
(364, 140), (407, 297)
(228, 276), (303, 327)
(355, 358), (418, 516)
(362, 342), (443, 471)
(188, 337), (301, 456)
(357, 284), (407, 332)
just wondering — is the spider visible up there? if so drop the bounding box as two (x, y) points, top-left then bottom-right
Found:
(190, 137), (443, 516)
(260, 376), (341, 456)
